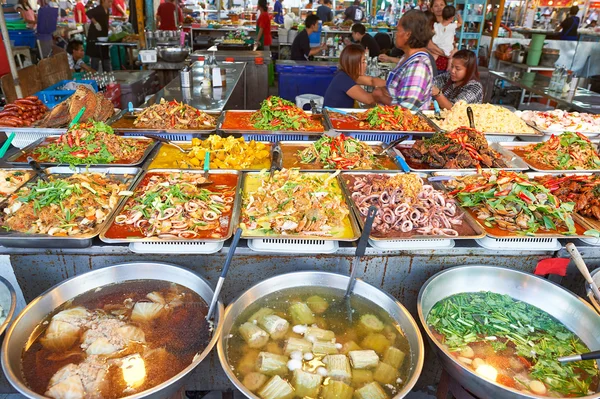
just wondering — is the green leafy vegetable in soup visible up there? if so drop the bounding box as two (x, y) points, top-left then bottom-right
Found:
(427, 292), (599, 397)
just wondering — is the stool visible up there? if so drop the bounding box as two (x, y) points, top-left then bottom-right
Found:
(295, 94), (323, 112)
(11, 46), (32, 68)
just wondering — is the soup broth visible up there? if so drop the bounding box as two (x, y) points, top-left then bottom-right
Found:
(22, 280), (211, 399)
(226, 287), (412, 399)
(427, 291), (599, 398)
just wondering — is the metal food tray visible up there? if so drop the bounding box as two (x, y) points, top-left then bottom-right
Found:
(516, 116), (600, 138)
(339, 171), (485, 241)
(108, 108), (220, 134)
(99, 169), (242, 244)
(279, 140), (400, 171)
(432, 170), (590, 239)
(0, 166), (142, 248)
(501, 142), (600, 173)
(145, 141), (274, 171)
(426, 114), (544, 137)
(323, 108), (439, 135)
(6, 135), (159, 167)
(239, 171), (361, 241)
(396, 141), (529, 172)
(217, 110), (329, 135)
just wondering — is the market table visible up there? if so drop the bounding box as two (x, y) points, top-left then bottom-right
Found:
(95, 41), (139, 70)
(489, 70), (600, 114)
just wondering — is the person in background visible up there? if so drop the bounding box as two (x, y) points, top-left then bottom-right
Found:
(73, 0), (87, 23)
(344, 0), (364, 22)
(417, 0), (428, 11)
(432, 49), (482, 109)
(351, 23), (380, 56)
(156, 0), (183, 30)
(15, 0), (36, 29)
(374, 32), (392, 54)
(111, 0), (126, 17)
(430, 0), (444, 22)
(86, 0), (112, 72)
(324, 44), (380, 107)
(431, 5), (461, 68)
(291, 14), (325, 60)
(371, 10), (434, 110)
(67, 40), (94, 72)
(273, 0), (284, 24)
(556, 5), (580, 40)
(316, 0), (333, 22)
(255, 0), (272, 51)
(306, 0), (313, 10)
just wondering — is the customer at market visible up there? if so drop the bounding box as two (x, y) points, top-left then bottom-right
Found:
(351, 23), (380, 56)
(316, 0), (333, 23)
(429, 3), (462, 71)
(344, 0), (364, 22)
(274, 0), (284, 24)
(86, 0), (113, 72)
(370, 10), (434, 110)
(156, 0), (184, 30)
(432, 49), (482, 109)
(73, 0), (87, 23)
(111, 0), (127, 17)
(67, 40), (94, 73)
(255, 0), (272, 51)
(324, 44), (379, 108)
(15, 0), (36, 29)
(556, 5), (580, 41)
(291, 14), (326, 60)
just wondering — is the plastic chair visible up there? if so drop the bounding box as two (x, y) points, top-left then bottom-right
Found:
(295, 94), (323, 111)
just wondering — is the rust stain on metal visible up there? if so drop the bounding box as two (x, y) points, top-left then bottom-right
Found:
(408, 257), (413, 274)
(381, 257), (389, 287)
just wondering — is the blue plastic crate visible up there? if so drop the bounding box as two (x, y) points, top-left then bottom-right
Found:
(276, 64), (338, 102)
(8, 29), (36, 48)
(35, 80), (99, 108)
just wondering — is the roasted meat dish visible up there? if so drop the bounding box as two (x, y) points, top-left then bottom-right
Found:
(38, 86), (114, 128)
(402, 127), (508, 169)
(535, 175), (600, 221)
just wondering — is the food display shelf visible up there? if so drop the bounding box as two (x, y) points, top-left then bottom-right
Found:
(217, 110), (329, 136)
(0, 127), (67, 149)
(6, 136), (159, 167)
(0, 166), (142, 248)
(396, 141), (529, 173)
(108, 108), (219, 137)
(322, 108), (439, 136)
(502, 142), (600, 173)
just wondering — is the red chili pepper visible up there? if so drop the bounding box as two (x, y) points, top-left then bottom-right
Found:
(67, 134), (73, 147)
(518, 192), (532, 203)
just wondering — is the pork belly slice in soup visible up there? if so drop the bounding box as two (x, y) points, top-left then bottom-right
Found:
(22, 280), (211, 399)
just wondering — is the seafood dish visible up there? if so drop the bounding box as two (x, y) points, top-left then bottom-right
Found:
(427, 291), (599, 397)
(0, 96), (48, 127)
(22, 279), (211, 399)
(327, 105), (433, 132)
(297, 135), (385, 170)
(102, 171), (238, 241)
(226, 287), (412, 399)
(534, 174), (600, 222)
(133, 100), (217, 130)
(344, 173), (466, 238)
(437, 102), (536, 134)
(241, 169), (355, 239)
(516, 110), (600, 134)
(511, 132), (600, 171)
(444, 170), (578, 235)
(400, 128), (509, 169)
(221, 96), (324, 132)
(150, 135), (270, 170)
(38, 86), (114, 128)
(19, 122), (153, 166)
(0, 173), (129, 237)
(0, 170), (33, 201)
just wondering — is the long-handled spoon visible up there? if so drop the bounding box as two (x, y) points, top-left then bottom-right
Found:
(144, 134), (192, 154)
(0, 133), (15, 158)
(377, 135), (409, 156)
(202, 151), (213, 185)
(324, 106), (359, 120)
(559, 350), (600, 363)
(268, 143), (281, 181)
(467, 106), (475, 129)
(566, 242), (600, 304)
(206, 228), (243, 320)
(27, 156), (48, 182)
(69, 107), (86, 128)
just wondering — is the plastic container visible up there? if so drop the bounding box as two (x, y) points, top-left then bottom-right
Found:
(35, 79), (100, 108)
(8, 29), (36, 48)
(529, 33), (546, 51)
(276, 64), (338, 102)
(526, 49), (542, 66)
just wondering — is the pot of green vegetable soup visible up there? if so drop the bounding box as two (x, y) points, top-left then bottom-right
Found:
(217, 271), (424, 399)
(418, 265), (600, 399)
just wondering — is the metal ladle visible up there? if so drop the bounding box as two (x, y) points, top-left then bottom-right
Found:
(144, 134), (192, 154)
(566, 242), (600, 304)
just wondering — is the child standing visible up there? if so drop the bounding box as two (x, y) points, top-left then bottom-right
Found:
(432, 5), (462, 70)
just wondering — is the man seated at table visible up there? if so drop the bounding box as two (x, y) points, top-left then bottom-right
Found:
(351, 23), (380, 56)
(67, 40), (94, 73)
(291, 14), (326, 60)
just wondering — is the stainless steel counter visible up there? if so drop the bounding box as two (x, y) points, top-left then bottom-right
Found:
(144, 61), (247, 111)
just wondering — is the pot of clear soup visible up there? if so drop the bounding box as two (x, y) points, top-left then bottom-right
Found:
(418, 265), (600, 399)
(1, 262), (223, 399)
(217, 271), (424, 399)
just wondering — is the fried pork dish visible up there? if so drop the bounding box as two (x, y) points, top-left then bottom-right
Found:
(38, 86), (114, 128)
(1, 173), (129, 236)
(241, 169), (350, 237)
(535, 174), (600, 221)
(33, 122), (150, 165)
(0, 170), (33, 201)
(133, 100), (217, 130)
(402, 128), (508, 169)
(22, 280), (211, 399)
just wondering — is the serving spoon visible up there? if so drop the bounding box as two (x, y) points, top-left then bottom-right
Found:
(558, 350), (600, 363)
(377, 135), (409, 156)
(324, 106), (359, 120)
(143, 134), (192, 154)
(566, 242), (600, 305)
(467, 106), (476, 129)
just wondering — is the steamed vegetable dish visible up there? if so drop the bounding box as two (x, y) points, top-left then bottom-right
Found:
(1, 173), (130, 236)
(513, 132), (600, 170)
(427, 292), (599, 397)
(133, 99), (217, 130)
(22, 280), (211, 399)
(445, 170), (577, 235)
(297, 135), (383, 170)
(328, 105), (433, 132)
(226, 287), (411, 399)
(29, 122), (151, 165)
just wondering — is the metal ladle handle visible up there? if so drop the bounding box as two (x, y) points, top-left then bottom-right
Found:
(566, 242), (600, 304)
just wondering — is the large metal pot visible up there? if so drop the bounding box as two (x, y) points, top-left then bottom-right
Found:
(0, 275), (16, 338)
(1, 262), (223, 399)
(418, 265), (600, 399)
(217, 271), (424, 398)
(158, 47), (190, 63)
